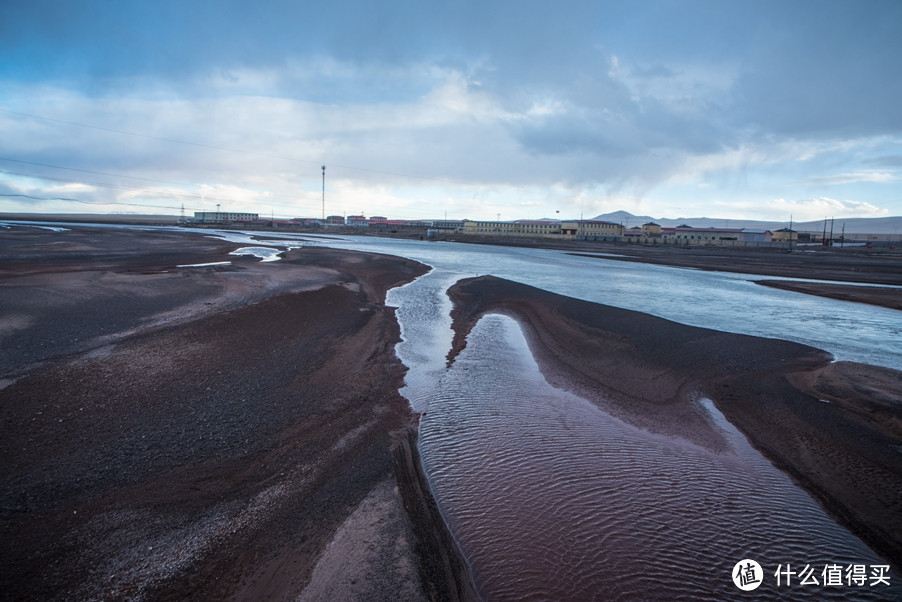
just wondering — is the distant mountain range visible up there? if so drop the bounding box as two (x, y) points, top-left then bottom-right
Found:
(589, 211), (902, 235)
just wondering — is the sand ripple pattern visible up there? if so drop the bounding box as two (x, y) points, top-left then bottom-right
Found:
(419, 314), (897, 601)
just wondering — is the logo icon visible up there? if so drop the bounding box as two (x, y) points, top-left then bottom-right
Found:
(733, 559), (763, 591)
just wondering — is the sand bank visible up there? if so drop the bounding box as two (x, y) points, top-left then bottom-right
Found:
(568, 245), (902, 310)
(569, 245), (902, 286)
(447, 275), (902, 568)
(756, 279), (902, 310)
(0, 226), (472, 600)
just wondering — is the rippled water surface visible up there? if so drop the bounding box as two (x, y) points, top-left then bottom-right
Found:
(422, 315), (897, 600)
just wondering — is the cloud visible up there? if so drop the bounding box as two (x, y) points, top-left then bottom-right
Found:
(807, 171), (899, 186)
(2, 1), (902, 220)
(713, 197), (889, 221)
(789, 197), (889, 218)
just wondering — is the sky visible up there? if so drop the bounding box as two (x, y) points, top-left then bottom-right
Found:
(1, 0), (900, 222)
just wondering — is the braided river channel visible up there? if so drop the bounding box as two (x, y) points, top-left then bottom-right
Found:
(220, 231), (902, 599)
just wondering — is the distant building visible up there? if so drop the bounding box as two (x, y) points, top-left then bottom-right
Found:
(513, 220), (562, 235)
(772, 228), (798, 243)
(463, 219), (623, 239)
(660, 227), (677, 241)
(346, 215), (369, 227)
(291, 218), (323, 228)
(740, 229), (772, 243)
(192, 211), (259, 224)
(624, 226), (644, 239)
(367, 219), (428, 232)
(671, 226), (742, 245)
(463, 220), (515, 234)
(561, 220), (624, 238)
(656, 226), (773, 245)
(427, 219), (465, 231)
(325, 215), (345, 225)
(642, 222), (662, 237)
(462, 219), (562, 237)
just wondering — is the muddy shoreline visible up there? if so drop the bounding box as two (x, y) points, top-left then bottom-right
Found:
(0, 226), (474, 601)
(569, 246), (902, 309)
(567, 245), (902, 285)
(446, 275), (902, 569)
(756, 279), (902, 310)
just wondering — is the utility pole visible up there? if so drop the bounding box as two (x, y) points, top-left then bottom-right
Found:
(789, 214), (794, 251)
(321, 165), (326, 222)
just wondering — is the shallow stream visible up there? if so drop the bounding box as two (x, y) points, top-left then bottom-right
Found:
(418, 314), (895, 599)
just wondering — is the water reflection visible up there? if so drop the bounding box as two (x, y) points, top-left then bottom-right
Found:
(385, 268), (458, 413)
(421, 314), (896, 600)
(228, 246), (284, 262)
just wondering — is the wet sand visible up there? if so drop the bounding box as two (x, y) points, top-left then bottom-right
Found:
(0, 226), (474, 601)
(447, 275), (902, 569)
(571, 246), (902, 309)
(569, 245), (902, 285)
(756, 279), (902, 310)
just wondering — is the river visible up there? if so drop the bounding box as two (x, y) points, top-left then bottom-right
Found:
(190, 228), (902, 598)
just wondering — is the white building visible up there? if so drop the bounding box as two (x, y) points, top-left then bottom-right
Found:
(192, 211), (259, 224)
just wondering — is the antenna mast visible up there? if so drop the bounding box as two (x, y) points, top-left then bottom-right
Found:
(321, 165), (326, 222)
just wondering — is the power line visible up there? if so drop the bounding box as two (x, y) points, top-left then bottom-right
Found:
(0, 189), (322, 216)
(0, 192), (190, 211)
(1, 193), (86, 203)
(0, 168), (218, 201)
(0, 156), (205, 188)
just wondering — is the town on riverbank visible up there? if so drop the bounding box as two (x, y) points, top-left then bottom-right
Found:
(5, 210), (902, 250)
(181, 210), (902, 249)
